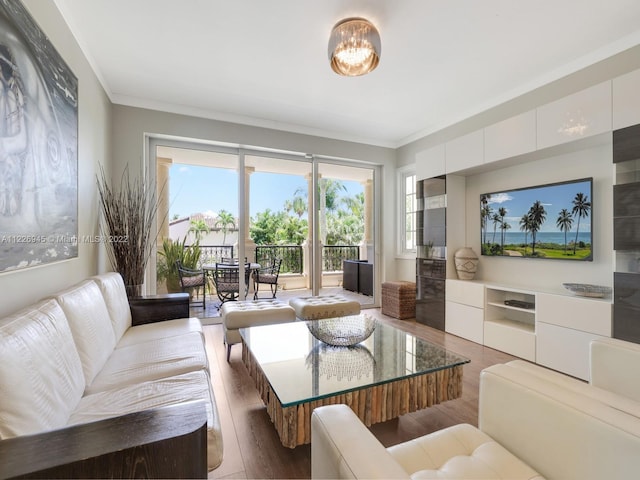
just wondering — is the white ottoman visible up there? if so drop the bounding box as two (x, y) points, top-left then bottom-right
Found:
(289, 295), (361, 320)
(221, 299), (296, 361)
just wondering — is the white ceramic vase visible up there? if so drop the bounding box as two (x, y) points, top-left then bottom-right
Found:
(454, 247), (479, 280)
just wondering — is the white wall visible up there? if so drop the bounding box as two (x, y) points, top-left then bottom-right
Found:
(0, 1), (111, 317)
(465, 141), (613, 291)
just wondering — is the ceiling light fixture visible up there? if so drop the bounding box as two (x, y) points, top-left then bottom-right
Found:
(328, 17), (381, 76)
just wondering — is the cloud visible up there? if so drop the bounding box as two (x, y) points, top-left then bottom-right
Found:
(202, 210), (217, 218)
(488, 193), (512, 204)
(179, 166), (190, 174)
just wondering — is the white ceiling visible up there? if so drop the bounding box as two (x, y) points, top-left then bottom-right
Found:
(54, 0), (640, 148)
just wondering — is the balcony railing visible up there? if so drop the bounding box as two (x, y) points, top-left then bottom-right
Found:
(198, 245), (234, 267)
(322, 245), (359, 271)
(193, 244), (360, 274)
(255, 245), (303, 274)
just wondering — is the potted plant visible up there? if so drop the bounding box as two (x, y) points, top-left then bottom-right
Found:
(96, 165), (162, 297)
(156, 236), (202, 293)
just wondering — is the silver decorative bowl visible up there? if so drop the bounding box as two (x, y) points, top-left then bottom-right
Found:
(562, 283), (612, 298)
(306, 314), (376, 346)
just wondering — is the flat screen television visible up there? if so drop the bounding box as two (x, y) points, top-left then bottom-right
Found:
(480, 178), (593, 261)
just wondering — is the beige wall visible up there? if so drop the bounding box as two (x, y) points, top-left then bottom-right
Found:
(0, 1), (112, 317)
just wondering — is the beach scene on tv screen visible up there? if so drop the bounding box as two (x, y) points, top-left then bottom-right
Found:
(480, 179), (592, 260)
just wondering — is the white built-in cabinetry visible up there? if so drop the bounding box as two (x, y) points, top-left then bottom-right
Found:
(536, 293), (611, 380)
(416, 144), (445, 180)
(484, 286), (536, 362)
(536, 81), (612, 150)
(445, 130), (484, 173)
(445, 280), (612, 380)
(612, 69), (640, 130)
(445, 280), (484, 344)
(415, 68), (640, 181)
(483, 110), (536, 163)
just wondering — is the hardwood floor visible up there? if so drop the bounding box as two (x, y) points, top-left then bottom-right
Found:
(205, 309), (517, 479)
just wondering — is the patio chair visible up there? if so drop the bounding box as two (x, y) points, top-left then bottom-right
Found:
(212, 263), (241, 305)
(176, 260), (207, 308)
(253, 258), (283, 300)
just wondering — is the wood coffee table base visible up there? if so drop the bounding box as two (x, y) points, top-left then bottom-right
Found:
(241, 339), (464, 448)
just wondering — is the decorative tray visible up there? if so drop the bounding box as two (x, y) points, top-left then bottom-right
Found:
(562, 283), (612, 298)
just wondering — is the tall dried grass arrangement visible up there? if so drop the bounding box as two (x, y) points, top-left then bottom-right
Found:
(96, 165), (161, 296)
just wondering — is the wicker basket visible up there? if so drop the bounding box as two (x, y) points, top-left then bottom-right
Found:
(381, 281), (416, 319)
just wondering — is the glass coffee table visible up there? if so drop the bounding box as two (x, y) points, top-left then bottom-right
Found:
(239, 315), (470, 448)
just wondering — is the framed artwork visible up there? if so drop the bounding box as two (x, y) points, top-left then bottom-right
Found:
(0, 0), (78, 272)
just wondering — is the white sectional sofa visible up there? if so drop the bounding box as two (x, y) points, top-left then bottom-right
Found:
(0, 272), (221, 478)
(312, 337), (640, 480)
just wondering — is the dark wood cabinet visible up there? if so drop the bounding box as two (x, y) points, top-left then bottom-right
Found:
(614, 272), (640, 343)
(613, 123), (640, 163)
(613, 123), (640, 344)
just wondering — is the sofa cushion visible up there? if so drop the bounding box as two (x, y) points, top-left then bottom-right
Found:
(116, 317), (203, 348)
(0, 300), (85, 439)
(387, 424), (541, 480)
(92, 272), (132, 341)
(85, 332), (209, 394)
(69, 370), (223, 471)
(55, 280), (117, 386)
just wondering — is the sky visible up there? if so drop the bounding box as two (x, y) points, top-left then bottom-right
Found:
(169, 164), (362, 220)
(483, 179), (592, 233)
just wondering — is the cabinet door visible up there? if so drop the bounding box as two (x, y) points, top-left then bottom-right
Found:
(484, 319), (536, 362)
(446, 279), (484, 308)
(536, 293), (611, 336)
(536, 81), (612, 149)
(416, 144), (445, 180)
(613, 68), (640, 130)
(445, 130), (484, 173)
(536, 322), (605, 380)
(484, 110), (536, 164)
(445, 301), (483, 344)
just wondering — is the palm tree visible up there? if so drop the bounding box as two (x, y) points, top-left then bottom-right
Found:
(284, 195), (307, 218)
(215, 209), (236, 245)
(294, 179), (347, 244)
(556, 209), (574, 254)
(528, 201), (547, 255)
(480, 194), (492, 246)
(491, 213), (501, 244)
(188, 218), (210, 242)
(498, 207), (507, 254)
(519, 214), (532, 255)
(571, 192), (591, 255)
(501, 221), (511, 254)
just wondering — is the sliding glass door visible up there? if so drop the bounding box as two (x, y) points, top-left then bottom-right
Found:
(150, 138), (379, 309)
(316, 161), (376, 307)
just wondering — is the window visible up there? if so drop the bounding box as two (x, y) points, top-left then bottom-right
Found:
(398, 166), (417, 256)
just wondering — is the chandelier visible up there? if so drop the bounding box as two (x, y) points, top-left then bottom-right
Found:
(328, 17), (381, 76)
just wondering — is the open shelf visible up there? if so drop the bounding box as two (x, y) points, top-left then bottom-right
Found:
(484, 285), (536, 361)
(485, 317), (535, 333)
(486, 301), (535, 314)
